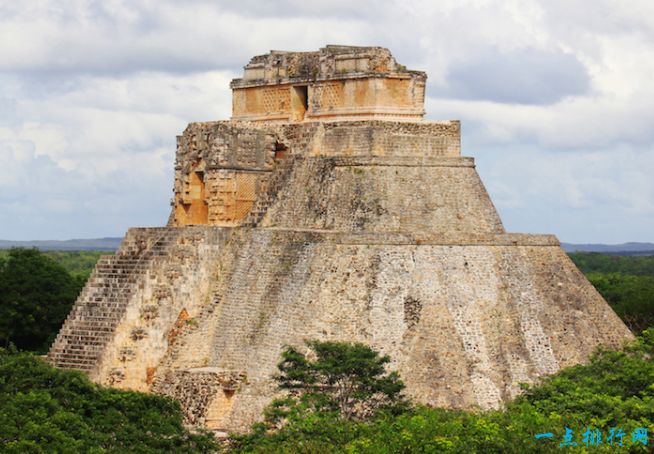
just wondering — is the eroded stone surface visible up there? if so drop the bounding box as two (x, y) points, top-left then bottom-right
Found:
(49, 46), (634, 433)
(231, 45), (426, 122)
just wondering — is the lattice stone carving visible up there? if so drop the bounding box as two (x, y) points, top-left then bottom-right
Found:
(211, 171), (261, 224)
(312, 82), (343, 109)
(261, 87), (289, 113)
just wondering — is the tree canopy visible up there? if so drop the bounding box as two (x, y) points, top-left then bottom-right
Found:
(569, 252), (654, 333)
(0, 248), (84, 352)
(569, 252), (654, 276)
(276, 340), (406, 421)
(230, 333), (654, 453)
(0, 350), (218, 453)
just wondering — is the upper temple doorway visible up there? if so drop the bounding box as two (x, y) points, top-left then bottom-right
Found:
(291, 85), (309, 121)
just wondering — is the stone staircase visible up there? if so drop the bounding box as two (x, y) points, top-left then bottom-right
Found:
(243, 154), (301, 226)
(47, 228), (181, 372)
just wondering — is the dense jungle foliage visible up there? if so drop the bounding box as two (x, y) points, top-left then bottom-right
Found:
(568, 252), (654, 276)
(569, 252), (654, 332)
(0, 249), (85, 352)
(0, 248), (651, 452)
(229, 332), (654, 453)
(0, 249), (106, 281)
(0, 249), (109, 351)
(0, 350), (218, 453)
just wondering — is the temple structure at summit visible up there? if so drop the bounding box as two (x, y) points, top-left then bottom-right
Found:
(49, 45), (633, 432)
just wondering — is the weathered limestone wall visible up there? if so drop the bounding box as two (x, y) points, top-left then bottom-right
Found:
(171, 120), (462, 228)
(310, 121), (460, 157)
(51, 111), (634, 433)
(307, 76), (425, 121)
(202, 170), (270, 226)
(257, 156), (503, 234)
(240, 120), (461, 157)
(238, 46), (397, 83)
(230, 45), (426, 123)
(173, 123), (277, 226)
(51, 220), (632, 434)
(232, 77), (425, 122)
(48, 226), (231, 389)
(175, 120), (461, 165)
(93, 227), (230, 390)
(150, 229), (633, 431)
(232, 86), (292, 122)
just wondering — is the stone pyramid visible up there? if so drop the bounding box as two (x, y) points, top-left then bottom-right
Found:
(48, 45), (633, 432)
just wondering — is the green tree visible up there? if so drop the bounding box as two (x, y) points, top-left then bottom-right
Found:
(276, 340), (407, 421)
(0, 248), (83, 352)
(567, 252), (654, 333)
(0, 350), (218, 453)
(230, 341), (408, 452)
(230, 332), (654, 453)
(569, 252), (654, 276)
(43, 250), (107, 281)
(586, 272), (654, 333)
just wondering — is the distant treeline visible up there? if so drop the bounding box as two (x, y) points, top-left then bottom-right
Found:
(569, 251), (654, 275)
(0, 249), (107, 281)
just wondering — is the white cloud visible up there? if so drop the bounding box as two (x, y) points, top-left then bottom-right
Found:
(0, 0), (652, 242)
(477, 144), (654, 243)
(0, 1), (369, 73)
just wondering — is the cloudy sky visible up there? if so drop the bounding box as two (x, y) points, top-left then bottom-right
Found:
(1, 0), (653, 243)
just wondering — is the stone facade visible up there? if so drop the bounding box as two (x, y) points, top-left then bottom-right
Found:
(231, 45), (426, 122)
(172, 123), (277, 226)
(172, 120), (461, 227)
(49, 46), (634, 433)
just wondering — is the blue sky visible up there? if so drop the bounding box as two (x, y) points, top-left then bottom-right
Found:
(1, 0), (653, 243)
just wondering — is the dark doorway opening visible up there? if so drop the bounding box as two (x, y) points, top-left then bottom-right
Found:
(274, 142), (288, 161)
(291, 85), (309, 121)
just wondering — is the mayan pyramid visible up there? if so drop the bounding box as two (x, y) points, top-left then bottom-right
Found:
(48, 45), (633, 432)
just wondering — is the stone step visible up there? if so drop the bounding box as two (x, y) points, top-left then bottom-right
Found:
(57, 339), (110, 347)
(85, 283), (136, 290)
(50, 362), (95, 370)
(97, 261), (152, 267)
(51, 347), (104, 356)
(49, 351), (104, 360)
(55, 339), (107, 348)
(94, 267), (149, 274)
(49, 345), (104, 353)
(84, 288), (134, 294)
(77, 293), (130, 300)
(244, 155), (299, 226)
(69, 310), (128, 320)
(81, 292), (133, 299)
(71, 301), (130, 309)
(66, 315), (123, 323)
(62, 321), (118, 331)
(96, 261), (151, 267)
(63, 315), (121, 323)
(93, 273), (142, 279)
(62, 324), (116, 333)
(48, 228), (183, 373)
(58, 331), (114, 340)
(77, 300), (131, 307)
(53, 359), (96, 366)
(68, 312), (126, 321)
(85, 284), (134, 291)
